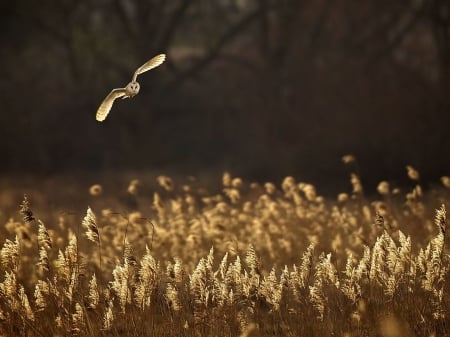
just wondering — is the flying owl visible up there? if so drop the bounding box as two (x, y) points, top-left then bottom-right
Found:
(96, 53), (166, 122)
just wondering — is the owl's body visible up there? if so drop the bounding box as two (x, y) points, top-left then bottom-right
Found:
(96, 54), (166, 122)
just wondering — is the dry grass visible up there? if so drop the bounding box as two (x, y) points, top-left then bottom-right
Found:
(1, 165), (450, 337)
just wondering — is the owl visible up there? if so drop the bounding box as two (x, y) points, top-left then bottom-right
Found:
(96, 53), (166, 122)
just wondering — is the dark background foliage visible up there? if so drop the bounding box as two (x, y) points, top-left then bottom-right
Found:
(1, 0), (450, 193)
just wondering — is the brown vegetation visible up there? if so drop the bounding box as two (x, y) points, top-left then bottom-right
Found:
(1, 166), (450, 336)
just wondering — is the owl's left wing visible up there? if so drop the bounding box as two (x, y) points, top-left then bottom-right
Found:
(132, 54), (166, 82)
(96, 88), (127, 122)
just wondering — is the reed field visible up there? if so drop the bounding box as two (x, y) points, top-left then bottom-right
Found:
(1, 161), (450, 337)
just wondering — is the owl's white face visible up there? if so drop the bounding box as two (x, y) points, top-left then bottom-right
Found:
(125, 82), (140, 97)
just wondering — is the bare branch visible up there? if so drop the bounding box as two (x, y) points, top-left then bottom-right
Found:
(167, 6), (265, 89)
(157, 0), (192, 52)
(365, 5), (425, 68)
(113, 0), (136, 38)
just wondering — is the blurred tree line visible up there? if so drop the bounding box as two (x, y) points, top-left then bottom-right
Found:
(1, 0), (449, 190)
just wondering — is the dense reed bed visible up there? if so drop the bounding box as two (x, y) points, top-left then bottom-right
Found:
(1, 164), (450, 337)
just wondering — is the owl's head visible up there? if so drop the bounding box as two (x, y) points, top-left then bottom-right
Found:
(125, 82), (140, 96)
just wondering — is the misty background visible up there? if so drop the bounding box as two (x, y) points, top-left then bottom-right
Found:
(1, 0), (450, 193)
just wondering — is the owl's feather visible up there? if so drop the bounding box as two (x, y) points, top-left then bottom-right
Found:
(96, 88), (127, 122)
(132, 54), (166, 82)
(96, 53), (166, 122)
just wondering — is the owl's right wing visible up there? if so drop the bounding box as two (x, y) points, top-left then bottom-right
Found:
(96, 88), (127, 122)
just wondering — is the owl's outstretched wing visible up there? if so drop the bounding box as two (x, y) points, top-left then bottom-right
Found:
(96, 88), (127, 122)
(132, 54), (166, 82)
